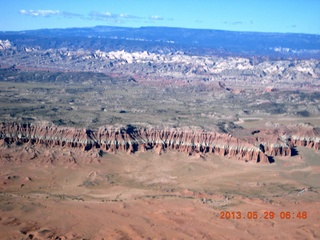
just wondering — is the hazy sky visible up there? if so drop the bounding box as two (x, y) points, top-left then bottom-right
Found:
(1, 0), (319, 34)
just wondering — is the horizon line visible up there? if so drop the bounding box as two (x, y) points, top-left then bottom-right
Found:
(1, 25), (320, 36)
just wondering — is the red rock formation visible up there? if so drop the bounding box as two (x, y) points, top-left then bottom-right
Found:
(265, 86), (278, 92)
(1, 122), (318, 164)
(236, 123), (320, 157)
(0, 122), (269, 163)
(286, 124), (320, 150)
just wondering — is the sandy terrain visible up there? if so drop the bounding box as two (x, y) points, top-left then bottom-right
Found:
(0, 144), (319, 239)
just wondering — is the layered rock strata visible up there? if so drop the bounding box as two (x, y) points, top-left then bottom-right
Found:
(1, 122), (319, 164)
(0, 122), (269, 163)
(241, 123), (320, 157)
(286, 123), (320, 150)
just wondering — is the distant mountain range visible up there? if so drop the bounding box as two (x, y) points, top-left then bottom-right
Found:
(1, 26), (320, 58)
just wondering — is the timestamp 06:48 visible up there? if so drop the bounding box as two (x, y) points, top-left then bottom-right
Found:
(220, 211), (307, 220)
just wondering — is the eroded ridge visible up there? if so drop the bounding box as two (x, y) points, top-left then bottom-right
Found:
(1, 122), (319, 163)
(243, 123), (320, 156)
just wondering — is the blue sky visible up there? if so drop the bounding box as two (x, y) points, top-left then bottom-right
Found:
(0, 0), (319, 34)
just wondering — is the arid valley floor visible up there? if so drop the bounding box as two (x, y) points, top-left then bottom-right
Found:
(0, 145), (320, 239)
(0, 26), (320, 239)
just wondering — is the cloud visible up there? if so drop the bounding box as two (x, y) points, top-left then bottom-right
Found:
(232, 21), (243, 25)
(149, 15), (164, 21)
(61, 12), (83, 19)
(20, 9), (61, 17)
(19, 9), (172, 24)
(19, 9), (83, 18)
(89, 11), (142, 23)
(224, 21), (244, 25)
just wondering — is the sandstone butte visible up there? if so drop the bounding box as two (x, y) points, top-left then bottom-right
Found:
(0, 122), (319, 164)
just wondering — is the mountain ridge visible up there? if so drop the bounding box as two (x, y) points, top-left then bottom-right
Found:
(1, 25), (320, 59)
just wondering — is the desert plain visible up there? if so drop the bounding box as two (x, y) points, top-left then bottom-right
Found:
(0, 27), (320, 239)
(0, 144), (320, 239)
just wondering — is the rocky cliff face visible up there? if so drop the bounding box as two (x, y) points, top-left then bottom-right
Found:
(238, 123), (320, 157)
(0, 122), (269, 163)
(1, 122), (318, 164)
